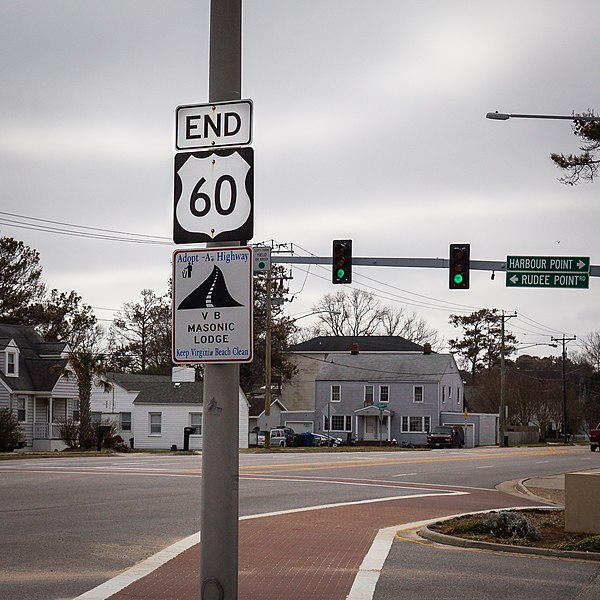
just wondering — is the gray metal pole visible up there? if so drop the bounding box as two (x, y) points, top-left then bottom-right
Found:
(201, 1), (242, 598)
(499, 312), (506, 447)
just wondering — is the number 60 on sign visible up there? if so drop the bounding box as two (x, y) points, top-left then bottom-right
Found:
(173, 148), (254, 244)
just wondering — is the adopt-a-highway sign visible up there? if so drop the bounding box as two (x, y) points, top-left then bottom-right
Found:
(172, 247), (253, 363)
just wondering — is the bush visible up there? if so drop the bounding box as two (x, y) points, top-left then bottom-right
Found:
(57, 418), (80, 449)
(483, 511), (541, 541)
(0, 408), (25, 452)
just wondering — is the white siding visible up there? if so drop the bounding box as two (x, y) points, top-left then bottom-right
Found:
(51, 374), (79, 400)
(133, 404), (203, 450)
(90, 382), (137, 440)
(133, 390), (249, 450)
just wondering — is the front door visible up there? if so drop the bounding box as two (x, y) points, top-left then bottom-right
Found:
(364, 416), (377, 441)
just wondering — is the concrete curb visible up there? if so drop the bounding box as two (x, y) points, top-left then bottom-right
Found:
(418, 509), (600, 563)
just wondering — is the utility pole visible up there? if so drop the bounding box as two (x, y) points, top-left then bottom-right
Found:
(264, 270), (272, 449)
(200, 1), (242, 598)
(551, 334), (577, 444)
(499, 311), (517, 447)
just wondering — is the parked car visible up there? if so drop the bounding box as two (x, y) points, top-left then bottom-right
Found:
(426, 425), (464, 449)
(256, 431), (267, 446)
(258, 428), (295, 447)
(313, 433), (343, 447)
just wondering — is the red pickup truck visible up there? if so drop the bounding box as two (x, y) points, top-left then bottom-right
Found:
(591, 424), (600, 452)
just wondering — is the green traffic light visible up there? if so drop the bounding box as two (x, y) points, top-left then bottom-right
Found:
(453, 273), (463, 284)
(337, 268), (345, 279)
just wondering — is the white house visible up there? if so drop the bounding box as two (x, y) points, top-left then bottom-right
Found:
(0, 324), (79, 451)
(132, 381), (250, 450)
(92, 370), (250, 450)
(90, 371), (171, 443)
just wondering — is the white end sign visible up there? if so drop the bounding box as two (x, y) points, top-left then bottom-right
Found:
(172, 247), (253, 363)
(176, 99), (253, 150)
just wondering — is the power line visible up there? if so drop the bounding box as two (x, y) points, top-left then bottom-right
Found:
(0, 211), (172, 245)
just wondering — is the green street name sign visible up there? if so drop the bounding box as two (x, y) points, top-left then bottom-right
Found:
(506, 255), (590, 273)
(506, 272), (589, 288)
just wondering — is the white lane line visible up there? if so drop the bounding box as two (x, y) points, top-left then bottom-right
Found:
(73, 490), (468, 600)
(392, 473), (418, 478)
(347, 504), (552, 600)
(476, 465), (494, 469)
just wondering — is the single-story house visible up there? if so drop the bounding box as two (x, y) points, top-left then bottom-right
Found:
(133, 381), (250, 450)
(90, 371), (172, 443)
(0, 324), (79, 451)
(282, 343), (467, 445)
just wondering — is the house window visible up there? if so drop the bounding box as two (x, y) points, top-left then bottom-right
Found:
(7, 351), (17, 376)
(121, 412), (132, 431)
(331, 385), (341, 402)
(401, 415), (430, 433)
(441, 386), (445, 403)
(72, 399), (80, 422)
(149, 412), (162, 435)
(457, 387), (461, 405)
(16, 397), (26, 422)
(413, 386), (423, 403)
(379, 386), (389, 403)
(190, 412), (202, 435)
(364, 385), (374, 405)
(448, 386), (452, 400)
(324, 415), (352, 431)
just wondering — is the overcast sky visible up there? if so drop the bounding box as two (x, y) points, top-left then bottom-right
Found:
(1, 0), (599, 358)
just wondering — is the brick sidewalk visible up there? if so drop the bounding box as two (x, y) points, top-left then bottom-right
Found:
(106, 488), (545, 600)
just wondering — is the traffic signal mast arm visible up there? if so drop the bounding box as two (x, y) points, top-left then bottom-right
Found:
(271, 254), (600, 276)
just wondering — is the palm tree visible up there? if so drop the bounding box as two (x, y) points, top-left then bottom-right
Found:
(55, 348), (112, 449)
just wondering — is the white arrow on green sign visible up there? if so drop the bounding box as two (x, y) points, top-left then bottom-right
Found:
(506, 272), (589, 288)
(506, 255), (590, 273)
(505, 255), (590, 289)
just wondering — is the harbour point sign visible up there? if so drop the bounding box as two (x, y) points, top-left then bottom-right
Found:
(506, 255), (590, 289)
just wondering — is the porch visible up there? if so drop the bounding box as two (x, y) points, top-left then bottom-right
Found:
(354, 405), (393, 443)
(32, 397), (69, 451)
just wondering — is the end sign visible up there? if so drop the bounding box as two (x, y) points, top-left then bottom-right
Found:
(175, 99), (252, 150)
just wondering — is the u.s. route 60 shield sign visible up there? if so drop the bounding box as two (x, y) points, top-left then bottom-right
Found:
(173, 148), (253, 244)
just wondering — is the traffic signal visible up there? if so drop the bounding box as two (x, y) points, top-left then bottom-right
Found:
(332, 239), (352, 284)
(449, 243), (470, 289)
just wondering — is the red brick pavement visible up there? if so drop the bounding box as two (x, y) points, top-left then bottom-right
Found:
(105, 486), (545, 600)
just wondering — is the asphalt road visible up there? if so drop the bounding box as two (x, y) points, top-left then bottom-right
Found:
(1, 445), (598, 599)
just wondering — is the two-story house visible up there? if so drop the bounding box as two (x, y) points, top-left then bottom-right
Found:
(282, 342), (465, 445)
(0, 324), (79, 451)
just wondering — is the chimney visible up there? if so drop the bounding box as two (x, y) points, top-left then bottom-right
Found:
(350, 342), (359, 355)
(423, 343), (432, 355)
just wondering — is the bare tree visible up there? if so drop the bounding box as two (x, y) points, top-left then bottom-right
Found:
(108, 288), (171, 374)
(308, 289), (441, 345)
(380, 306), (443, 349)
(579, 331), (600, 372)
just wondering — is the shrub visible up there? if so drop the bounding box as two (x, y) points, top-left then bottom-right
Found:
(558, 536), (600, 553)
(57, 418), (80, 449)
(483, 511), (541, 541)
(0, 408), (25, 452)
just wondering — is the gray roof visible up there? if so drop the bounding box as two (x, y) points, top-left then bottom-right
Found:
(133, 381), (204, 405)
(0, 324), (68, 392)
(106, 372), (172, 392)
(289, 336), (425, 353)
(316, 353), (455, 383)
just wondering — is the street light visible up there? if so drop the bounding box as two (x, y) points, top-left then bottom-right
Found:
(486, 111), (600, 122)
(515, 343), (558, 352)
